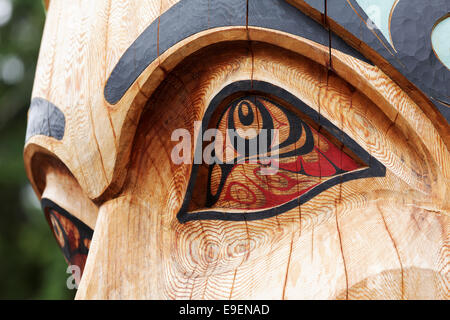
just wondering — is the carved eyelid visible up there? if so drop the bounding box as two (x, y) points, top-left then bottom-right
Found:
(176, 81), (386, 223)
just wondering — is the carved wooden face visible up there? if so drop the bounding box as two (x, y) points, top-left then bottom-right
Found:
(24, 1), (449, 299)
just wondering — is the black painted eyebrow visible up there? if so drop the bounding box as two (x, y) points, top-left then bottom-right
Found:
(104, 0), (367, 105)
(26, 97), (65, 142)
(301, 0), (450, 122)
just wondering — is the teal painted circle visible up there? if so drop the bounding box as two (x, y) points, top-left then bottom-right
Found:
(432, 16), (450, 70)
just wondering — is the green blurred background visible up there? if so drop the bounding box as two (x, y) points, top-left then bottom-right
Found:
(0, 0), (74, 299)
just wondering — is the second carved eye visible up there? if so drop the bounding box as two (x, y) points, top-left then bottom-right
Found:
(42, 199), (93, 282)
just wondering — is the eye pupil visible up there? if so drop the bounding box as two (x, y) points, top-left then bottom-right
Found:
(237, 101), (254, 126)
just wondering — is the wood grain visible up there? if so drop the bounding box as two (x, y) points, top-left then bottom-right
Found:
(24, 1), (449, 300)
(73, 42), (448, 299)
(26, 1), (449, 202)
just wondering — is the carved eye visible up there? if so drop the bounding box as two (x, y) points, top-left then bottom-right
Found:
(206, 96), (363, 207)
(42, 199), (93, 280)
(177, 82), (385, 223)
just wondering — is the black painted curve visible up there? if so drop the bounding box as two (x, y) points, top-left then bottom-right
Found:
(41, 198), (93, 263)
(177, 81), (386, 223)
(26, 98), (65, 142)
(104, 0), (368, 105)
(326, 0), (450, 122)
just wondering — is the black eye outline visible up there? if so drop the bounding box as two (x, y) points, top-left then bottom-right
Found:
(176, 80), (386, 223)
(41, 198), (93, 269)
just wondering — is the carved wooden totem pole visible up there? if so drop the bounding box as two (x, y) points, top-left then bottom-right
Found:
(24, 0), (449, 299)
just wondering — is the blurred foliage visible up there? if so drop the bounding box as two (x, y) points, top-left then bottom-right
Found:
(0, 0), (74, 299)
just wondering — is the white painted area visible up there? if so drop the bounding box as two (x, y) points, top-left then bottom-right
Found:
(356, 0), (397, 46)
(432, 16), (450, 70)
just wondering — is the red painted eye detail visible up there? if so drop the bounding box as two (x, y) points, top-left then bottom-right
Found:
(177, 82), (386, 223)
(205, 96), (361, 211)
(42, 199), (93, 282)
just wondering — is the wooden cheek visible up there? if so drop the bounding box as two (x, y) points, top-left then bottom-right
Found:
(76, 42), (448, 300)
